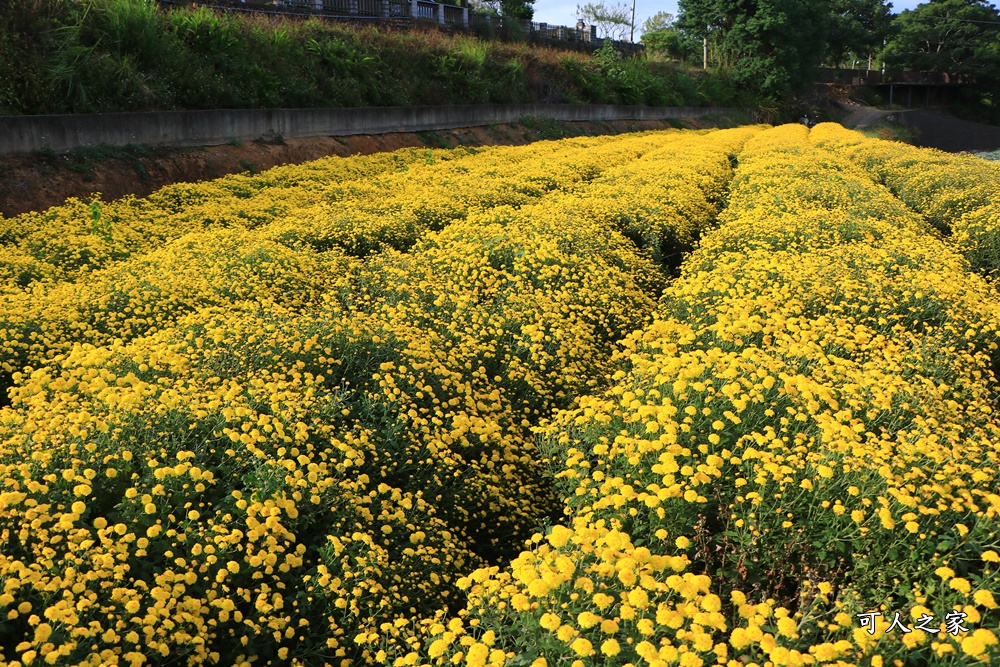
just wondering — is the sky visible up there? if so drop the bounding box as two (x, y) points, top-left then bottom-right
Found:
(531, 0), (927, 39)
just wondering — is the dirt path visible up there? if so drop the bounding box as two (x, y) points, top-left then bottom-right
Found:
(0, 118), (722, 217)
(836, 101), (908, 129)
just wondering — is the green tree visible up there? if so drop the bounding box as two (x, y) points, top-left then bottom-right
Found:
(677, 0), (832, 99)
(882, 0), (1000, 120)
(577, 1), (631, 40)
(825, 0), (895, 67)
(642, 28), (701, 61)
(499, 0), (534, 20)
(468, 0), (499, 14)
(473, 0), (535, 20)
(642, 10), (675, 32)
(641, 13), (700, 62)
(883, 0), (1000, 75)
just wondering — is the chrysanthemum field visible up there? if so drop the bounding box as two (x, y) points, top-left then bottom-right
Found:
(0, 123), (998, 667)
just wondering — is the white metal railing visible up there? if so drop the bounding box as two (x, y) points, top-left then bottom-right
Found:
(414, 0), (436, 19)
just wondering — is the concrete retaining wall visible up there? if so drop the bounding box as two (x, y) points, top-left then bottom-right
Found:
(0, 105), (737, 156)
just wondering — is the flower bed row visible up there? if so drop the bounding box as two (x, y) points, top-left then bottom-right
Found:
(810, 124), (1000, 277)
(0, 132), (665, 293)
(0, 127), (760, 666)
(390, 124), (1000, 667)
(0, 132), (686, 397)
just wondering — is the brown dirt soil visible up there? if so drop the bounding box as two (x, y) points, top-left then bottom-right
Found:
(0, 118), (726, 217)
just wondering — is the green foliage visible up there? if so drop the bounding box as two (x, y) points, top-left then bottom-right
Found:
(825, 0), (894, 66)
(89, 197), (113, 243)
(858, 121), (920, 145)
(0, 0), (741, 114)
(882, 0), (1000, 122)
(416, 131), (451, 148)
(513, 115), (574, 139)
(0, 0), (78, 113)
(641, 10), (674, 34)
(641, 12), (701, 64)
(72, 142), (153, 161)
(499, 0), (534, 20)
(677, 0), (831, 101)
(642, 27), (700, 62)
(476, 0), (535, 20)
(883, 0), (1000, 76)
(594, 41), (685, 106)
(452, 37), (489, 68)
(473, 0), (535, 19)
(693, 69), (741, 106)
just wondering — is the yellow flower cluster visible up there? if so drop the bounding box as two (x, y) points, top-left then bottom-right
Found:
(0, 133), (682, 393)
(0, 149), (438, 290)
(257, 134), (671, 257)
(395, 124), (1000, 667)
(809, 123), (1000, 276)
(7, 122), (995, 667)
(0, 126), (761, 666)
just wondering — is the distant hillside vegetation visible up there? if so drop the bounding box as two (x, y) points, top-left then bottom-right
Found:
(0, 0), (741, 115)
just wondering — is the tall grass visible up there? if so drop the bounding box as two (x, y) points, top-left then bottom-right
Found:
(0, 0), (741, 114)
(452, 37), (488, 68)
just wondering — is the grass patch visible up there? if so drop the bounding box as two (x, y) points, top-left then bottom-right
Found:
(70, 143), (153, 161)
(416, 131), (450, 149)
(514, 116), (574, 140)
(485, 124), (516, 142)
(860, 122), (920, 144)
(22, 142), (189, 182)
(238, 158), (259, 174)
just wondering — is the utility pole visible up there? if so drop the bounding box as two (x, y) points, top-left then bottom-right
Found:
(630, 0), (636, 42)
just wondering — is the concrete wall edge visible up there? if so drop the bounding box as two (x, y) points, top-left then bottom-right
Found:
(0, 104), (742, 157)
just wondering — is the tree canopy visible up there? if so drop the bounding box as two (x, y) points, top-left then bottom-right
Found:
(676, 0), (832, 99)
(499, 0), (535, 20)
(826, 0), (895, 66)
(641, 11), (675, 33)
(641, 12), (700, 62)
(883, 0), (1000, 120)
(666, 0), (1000, 118)
(882, 0), (1000, 76)
(473, 0), (535, 20)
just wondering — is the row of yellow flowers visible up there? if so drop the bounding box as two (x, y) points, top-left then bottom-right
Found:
(808, 124), (1000, 276)
(390, 124), (1000, 667)
(0, 132), (691, 394)
(0, 132), (665, 294)
(0, 126), (759, 666)
(0, 148), (435, 292)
